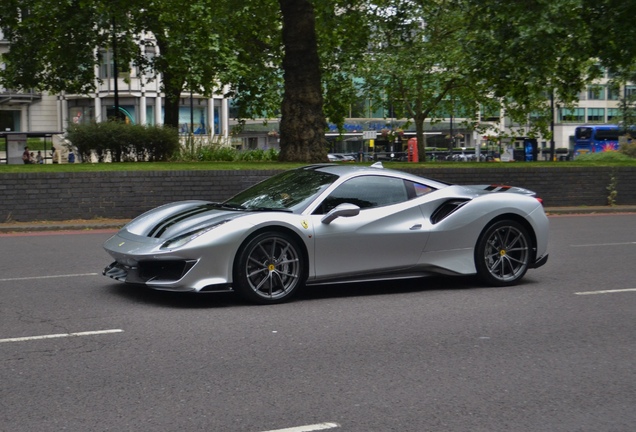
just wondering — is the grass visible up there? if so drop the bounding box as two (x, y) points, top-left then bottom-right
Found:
(1, 159), (636, 173)
(0, 161), (305, 173)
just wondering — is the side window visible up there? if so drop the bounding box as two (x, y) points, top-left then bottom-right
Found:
(407, 181), (435, 198)
(314, 176), (409, 214)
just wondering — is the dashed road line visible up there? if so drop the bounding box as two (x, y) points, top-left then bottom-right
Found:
(260, 423), (340, 432)
(571, 241), (636, 247)
(575, 288), (636, 296)
(0, 329), (123, 343)
(0, 273), (99, 282)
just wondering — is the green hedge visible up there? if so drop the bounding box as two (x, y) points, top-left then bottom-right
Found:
(66, 122), (180, 162)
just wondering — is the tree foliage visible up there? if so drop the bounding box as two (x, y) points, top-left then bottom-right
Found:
(3, 0), (636, 162)
(0, 0), (230, 128)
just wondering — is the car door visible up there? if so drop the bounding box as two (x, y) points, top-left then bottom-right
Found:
(309, 175), (431, 280)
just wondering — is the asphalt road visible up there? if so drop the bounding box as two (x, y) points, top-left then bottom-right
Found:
(1, 214), (635, 432)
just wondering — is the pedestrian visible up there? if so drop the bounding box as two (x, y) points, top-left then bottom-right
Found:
(22, 146), (32, 164)
(36, 151), (44, 164)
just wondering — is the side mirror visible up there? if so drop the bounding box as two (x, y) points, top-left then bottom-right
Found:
(321, 203), (360, 224)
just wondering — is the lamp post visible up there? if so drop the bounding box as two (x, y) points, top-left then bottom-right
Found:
(550, 90), (555, 161)
(111, 16), (122, 121)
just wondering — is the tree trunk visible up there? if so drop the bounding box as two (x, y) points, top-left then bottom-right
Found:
(162, 70), (181, 130)
(155, 38), (183, 130)
(414, 112), (427, 162)
(278, 0), (328, 163)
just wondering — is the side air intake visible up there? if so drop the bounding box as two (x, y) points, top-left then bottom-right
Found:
(430, 199), (470, 224)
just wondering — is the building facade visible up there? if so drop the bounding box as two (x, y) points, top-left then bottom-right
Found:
(0, 31), (230, 141)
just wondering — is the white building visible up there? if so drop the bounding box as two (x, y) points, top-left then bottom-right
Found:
(0, 31), (230, 140)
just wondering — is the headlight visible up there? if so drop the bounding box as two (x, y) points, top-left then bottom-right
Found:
(160, 221), (228, 249)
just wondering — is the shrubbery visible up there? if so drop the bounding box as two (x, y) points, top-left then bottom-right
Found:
(66, 122), (180, 162)
(174, 136), (279, 162)
(575, 151), (633, 162)
(66, 122), (280, 163)
(619, 142), (636, 158)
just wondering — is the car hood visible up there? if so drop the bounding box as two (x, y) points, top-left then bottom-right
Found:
(123, 200), (247, 239)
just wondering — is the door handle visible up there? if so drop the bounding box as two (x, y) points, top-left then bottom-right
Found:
(409, 224), (422, 230)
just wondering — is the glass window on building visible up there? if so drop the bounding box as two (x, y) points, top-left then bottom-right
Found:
(607, 85), (621, 100)
(587, 86), (605, 100)
(214, 100), (222, 135)
(559, 108), (584, 123)
(0, 110), (21, 132)
(142, 45), (157, 78)
(146, 106), (155, 126)
(349, 97), (370, 118)
(179, 105), (207, 134)
(98, 49), (113, 80)
(104, 105), (136, 123)
(607, 108), (620, 123)
(587, 108), (605, 123)
(68, 106), (95, 125)
(625, 85), (636, 99)
(228, 99), (239, 120)
(480, 102), (501, 121)
(97, 48), (130, 80)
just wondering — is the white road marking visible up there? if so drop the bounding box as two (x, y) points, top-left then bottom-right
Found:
(0, 273), (99, 282)
(0, 329), (123, 343)
(261, 423), (340, 432)
(571, 241), (636, 247)
(575, 288), (636, 296)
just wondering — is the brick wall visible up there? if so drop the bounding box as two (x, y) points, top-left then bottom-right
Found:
(1, 166), (634, 222)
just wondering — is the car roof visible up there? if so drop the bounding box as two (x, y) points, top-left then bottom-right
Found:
(305, 163), (450, 189)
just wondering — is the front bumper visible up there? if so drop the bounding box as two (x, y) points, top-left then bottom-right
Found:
(103, 260), (233, 293)
(530, 253), (549, 269)
(104, 260), (197, 285)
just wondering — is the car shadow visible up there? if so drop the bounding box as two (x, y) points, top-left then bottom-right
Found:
(298, 275), (478, 301)
(105, 283), (242, 309)
(104, 275), (537, 308)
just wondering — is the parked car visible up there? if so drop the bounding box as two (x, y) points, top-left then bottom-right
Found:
(104, 163), (549, 304)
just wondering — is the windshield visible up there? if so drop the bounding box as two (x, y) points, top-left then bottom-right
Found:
(223, 167), (338, 212)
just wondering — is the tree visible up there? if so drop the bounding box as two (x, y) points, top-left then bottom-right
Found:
(217, 0), (369, 162)
(276, 0), (328, 162)
(0, 0), (230, 129)
(0, 0), (135, 95)
(359, 0), (487, 159)
(358, 0), (603, 159)
(583, 0), (636, 71)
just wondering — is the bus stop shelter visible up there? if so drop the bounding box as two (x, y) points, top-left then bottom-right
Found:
(1, 131), (62, 164)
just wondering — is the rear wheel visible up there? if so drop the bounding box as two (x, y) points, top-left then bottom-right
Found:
(233, 231), (304, 304)
(475, 220), (531, 286)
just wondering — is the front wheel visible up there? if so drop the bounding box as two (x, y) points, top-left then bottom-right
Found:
(233, 231), (305, 304)
(475, 220), (531, 286)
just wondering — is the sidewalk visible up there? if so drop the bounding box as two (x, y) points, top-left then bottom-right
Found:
(1, 206), (635, 234)
(0, 219), (129, 233)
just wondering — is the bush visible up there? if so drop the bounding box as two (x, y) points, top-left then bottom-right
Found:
(66, 122), (179, 162)
(171, 136), (279, 162)
(619, 142), (636, 158)
(575, 151), (633, 162)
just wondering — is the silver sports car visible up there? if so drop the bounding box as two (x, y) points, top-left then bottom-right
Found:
(104, 163), (549, 304)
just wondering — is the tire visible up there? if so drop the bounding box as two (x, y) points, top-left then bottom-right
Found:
(233, 231), (305, 304)
(475, 220), (531, 286)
